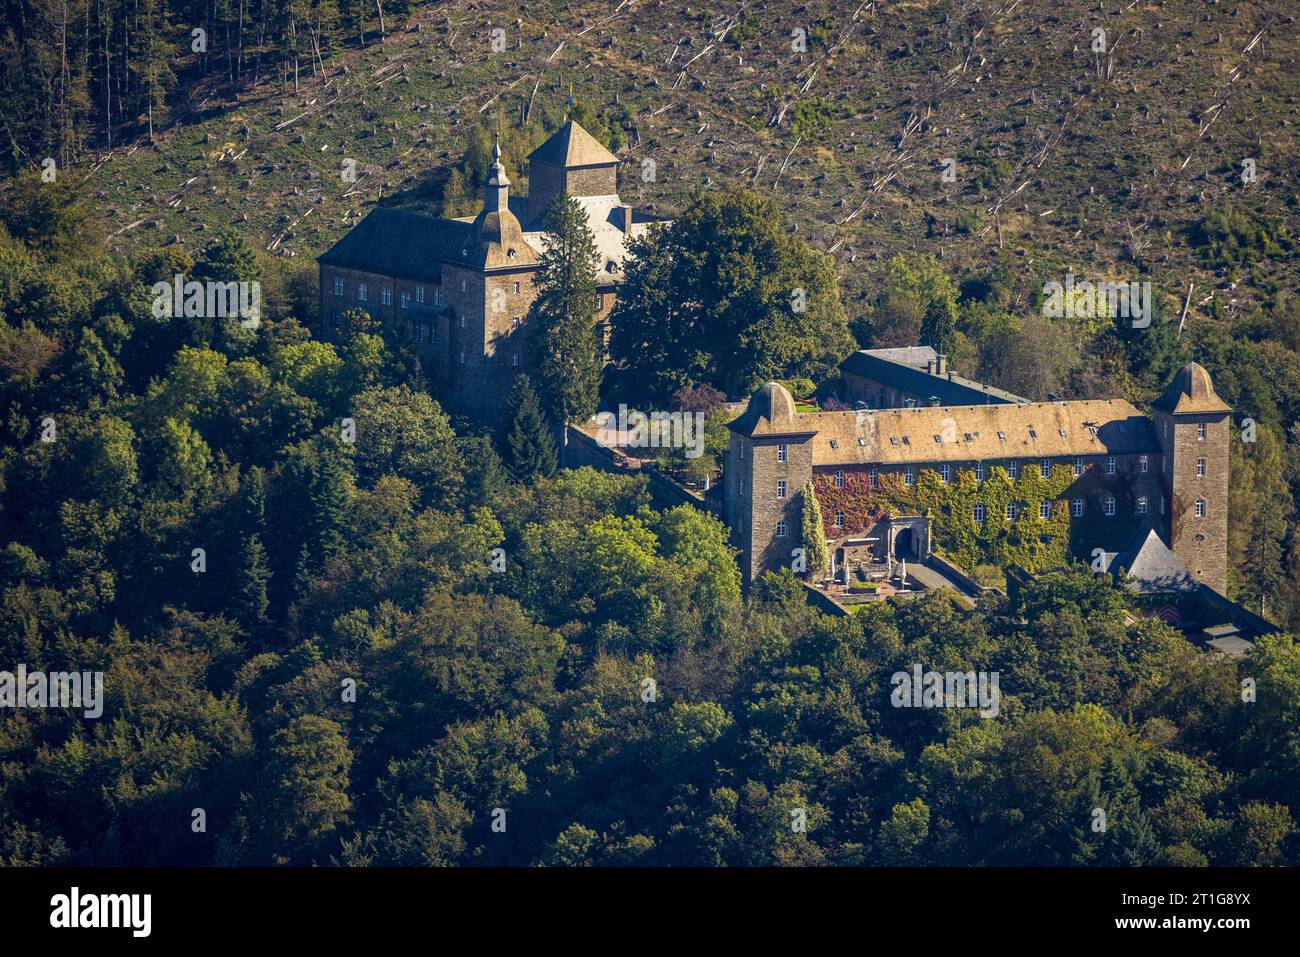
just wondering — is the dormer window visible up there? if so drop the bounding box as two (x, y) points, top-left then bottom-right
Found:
(858, 437), (866, 446)
(1058, 429), (1067, 438)
(507, 248), (517, 258)
(889, 437), (899, 446)
(830, 439), (840, 450)
(1028, 429), (1038, 439)
(933, 434), (942, 443)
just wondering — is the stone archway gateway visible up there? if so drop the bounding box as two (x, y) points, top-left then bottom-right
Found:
(888, 517), (931, 562)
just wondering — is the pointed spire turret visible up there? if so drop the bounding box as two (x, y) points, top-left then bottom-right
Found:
(485, 134), (509, 212)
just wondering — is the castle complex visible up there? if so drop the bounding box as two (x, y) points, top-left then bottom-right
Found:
(317, 121), (1233, 610)
(317, 120), (663, 417)
(725, 351), (1232, 596)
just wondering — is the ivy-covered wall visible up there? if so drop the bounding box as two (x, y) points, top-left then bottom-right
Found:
(813, 462), (1161, 573)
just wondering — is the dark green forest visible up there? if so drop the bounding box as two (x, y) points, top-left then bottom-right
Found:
(1, 173), (1298, 866)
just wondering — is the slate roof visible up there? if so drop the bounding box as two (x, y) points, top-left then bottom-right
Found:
(1103, 529), (1199, 595)
(840, 349), (1030, 405)
(317, 207), (471, 282)
(1153, 362), (1232, 414)
(528, 120), (619, 168)
(802, 398), (1159, 466)
(728, 382), (816, 438)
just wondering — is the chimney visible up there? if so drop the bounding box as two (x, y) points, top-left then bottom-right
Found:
(926, 358), (938, 375)
(936, 354), (948, 376)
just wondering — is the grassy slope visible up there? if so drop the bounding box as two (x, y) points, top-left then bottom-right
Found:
(80, 0), (1298, 321)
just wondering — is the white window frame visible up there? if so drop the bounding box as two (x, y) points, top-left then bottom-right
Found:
(1106, 456), (1116, 475)
(1103, 496), (1115, 517)
(1195, 499), (1206, 518)
(777, 481), (787, 499)
(777, 444), (788, 463)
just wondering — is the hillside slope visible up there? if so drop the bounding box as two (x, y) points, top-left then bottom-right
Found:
(66, 0), (1300, 321)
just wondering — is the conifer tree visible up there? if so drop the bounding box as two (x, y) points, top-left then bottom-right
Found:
(800, 482), (829, 579)
(232, 534), (271, 633)
(529, 193), (603, 425)
(920, 297), (957, 357)
(310, 445), (352, 559)
(502, 375), (557, 481)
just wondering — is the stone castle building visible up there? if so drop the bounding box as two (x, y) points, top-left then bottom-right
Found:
(725, 350), (1231, 596)
(317, 120), (663, 417)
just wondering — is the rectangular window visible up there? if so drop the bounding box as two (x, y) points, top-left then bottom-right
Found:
(460, 279), (467, 293)
(975, 463), (984, 481)
(904, 466), (914, 486)
(1106, 456), (1116, 475)
(1137, 496), (1148, 515)
(777, 481), (787, 499)
(974, 504), (986, 523)
(834, 469), (845, 489)
(416, 285), (425, 304)
(1195, 499), (1206, 518)
(333, 277), (344, 296)
(1072, 499), (1084, 518)
(357, 282), (368, 302)
(1007, 502), (1018, 520)
(1041, 459), (1051, 476)
(777, 444), (787, 463)
(513, 282), (521, 294)
(870, 468), (878, 489)
(776, 521), (787, 538)
(512, 354), (520, 367)
(1139, 454), (1149, 474)
(380, 287), (391, 306)
(1040, 500), (1052, 519)
(1073, 457), (1083, 477)
(1197, 458), (1206, 477)
(940, 464), (951, 484)
(400, 290), (410, 309)
(1198, 423), (1206, 441)
(1104, 496), (1116, 517)
(459, 350), (465, 364)
(1008, 461), (1018, 479)
(835, 512), (845, 528)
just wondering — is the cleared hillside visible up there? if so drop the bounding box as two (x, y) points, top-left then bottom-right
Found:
(68, 0), (1300, 320)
